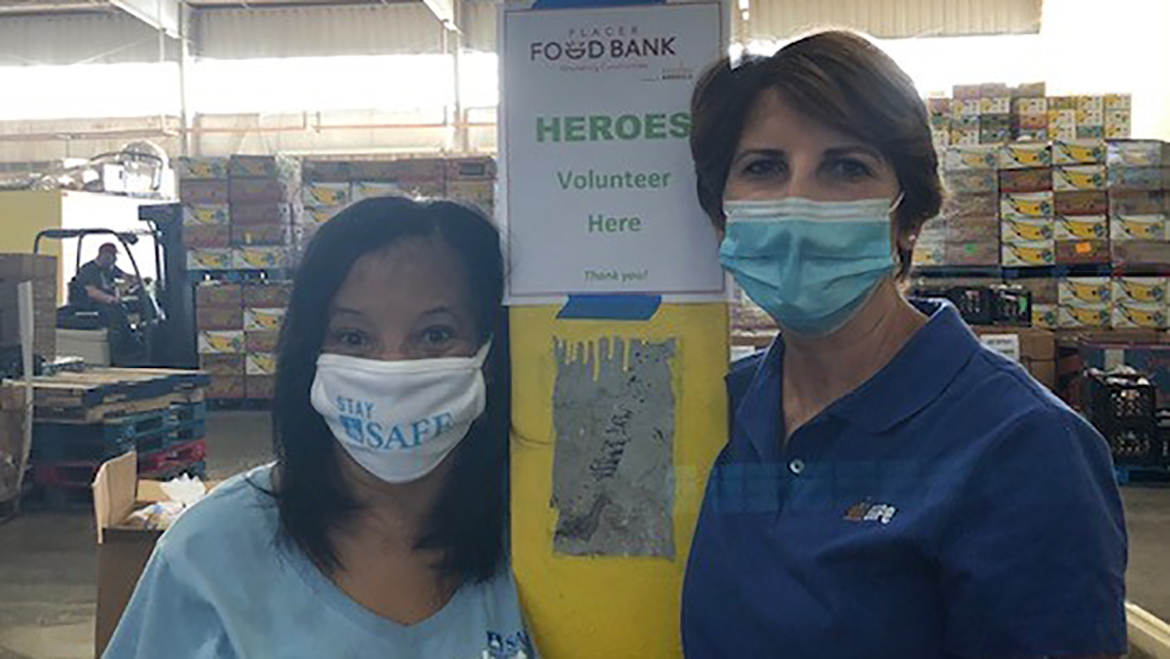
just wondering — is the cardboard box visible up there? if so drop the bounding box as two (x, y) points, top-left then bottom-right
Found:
(175, 157), (228, 180)
(302, 205), (344, 226)
(912, 243), (945, 267)
(1075, 108), (1104, 126)
(243, 307), (286, 332)
(196, 305), (243, 331)
(1076, 126), (1105, 140)
(1110, 191), (1166, 217)
(1113, 302), (1168, 329)
(948, 193), (999, 219)
(1060, 277), (1112, 305)
(1056, 240), (1110, 265)
(1017, 127), (1049, 143)
(1107, 167), (1169, 191)
(1000, 192), (1054, 219)
(186, 248), (232, 271)
(1055, 191), (1108, 216)
(195, 283), (242, 308)
(948, 214), (999, 242)
(179, 180), (229, 205)
(245, 375), (276, 400)
(245, 352), (277, 376)
(302, 160), (351, 182)
(1104, 123), (1131, 140)
(350, 159), (446, 182)
(302, 182), (351, 207)
(1053, 165), (1106, 191)
(94, 453), (210, 656)
(0, 384), (29, 504)
(230, 178), (293, 204)
(245, 330), (280, 353)
(945, 145), (998, 171)
(999, 142), (1052, 169)
(1111, 214), (1168, 242)
(1001, 217), (1055, 242)
(447, 157), (496, 181)
(198, 330), (244, 354)
(207, 374), (245, 399)
(1105, 94), (1132, 110)
(230, 202), (292, 227)
(1015, 277), (1059, 305)
(181, 204), (230, 226)
(946, 170), (997, 194)
(351, 181), (402, 202)
(199, 353), (245, 376)
(980, 97), (1011, 114)
(231, 224), (291, 247)
(1015, 112), (1048, 130)
(1002, 240), (1055, 267)
(1032, 303), (1058, 329)
(945, 242), (1000, 266)
(182, 225), (231, 249)
(1055, 215), (1108, 241)
(228, 155), (278, 179)
(1059, 303), (1112, 329)
(972, 327), (1057, 389)
(1107, 140), (1170, 168)
(998, 168), (1051, 193)
(1052, 140), (1106, 165)
(232, 246), (289, 270)
(1114, 277), (1168, 305)
(242, 282), (292, 307)
(1112, 241), (1170, 269)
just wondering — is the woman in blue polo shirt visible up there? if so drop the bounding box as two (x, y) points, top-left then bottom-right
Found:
(682, 31), (1128, 658)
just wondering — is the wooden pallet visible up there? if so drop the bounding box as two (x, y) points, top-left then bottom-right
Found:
(36, 389), (205, 424)
(31, 368), (209, 414)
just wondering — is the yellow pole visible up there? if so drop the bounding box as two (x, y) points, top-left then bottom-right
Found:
(510, 302), (728, 657)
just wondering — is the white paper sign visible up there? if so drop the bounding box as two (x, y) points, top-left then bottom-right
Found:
(980, 334), (1022, 362)
(502, 3), (725, 300)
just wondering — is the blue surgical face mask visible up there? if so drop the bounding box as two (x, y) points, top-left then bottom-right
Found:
(719, 196), (900, 336)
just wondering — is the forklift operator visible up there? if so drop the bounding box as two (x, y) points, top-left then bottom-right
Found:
(68, 242), (138, 350)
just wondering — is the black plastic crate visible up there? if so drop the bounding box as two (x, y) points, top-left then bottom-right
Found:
(991, 285), (1032, 326)
(946, 287), (995, 325)
(1106, 425), (1166, 468)
(1085, 369), (1157, 427)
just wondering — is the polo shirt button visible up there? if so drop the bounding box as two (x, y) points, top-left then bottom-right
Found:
(789, 459), (805, 475)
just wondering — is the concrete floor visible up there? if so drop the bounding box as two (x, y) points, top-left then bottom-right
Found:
(0, 411), (1168, 658)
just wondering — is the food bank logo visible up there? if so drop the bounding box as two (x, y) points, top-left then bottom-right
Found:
(529, 24), (679, 62)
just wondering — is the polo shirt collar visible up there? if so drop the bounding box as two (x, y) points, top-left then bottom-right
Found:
(732, 300), (980, 459)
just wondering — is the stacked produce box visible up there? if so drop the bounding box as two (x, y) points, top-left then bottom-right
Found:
(0, 254), (57, 359)
(195, 281), (290, 401)
(998, 142), (1055, 268)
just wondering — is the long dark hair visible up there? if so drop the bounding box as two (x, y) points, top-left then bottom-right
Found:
(269, 196), (509, 583)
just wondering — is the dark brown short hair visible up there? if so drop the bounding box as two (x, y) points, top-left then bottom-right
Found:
(690, 30), (942, 276)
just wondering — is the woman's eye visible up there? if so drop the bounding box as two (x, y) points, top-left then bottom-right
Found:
(830, 158), (873, 181)
(421, 326), (455, 346)
(333, 329), (367, 348)
(742, 158), (783, 178)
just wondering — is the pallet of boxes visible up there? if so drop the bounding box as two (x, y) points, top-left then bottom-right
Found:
(24, 368), (208, 508)
(178, 155), (299, 406)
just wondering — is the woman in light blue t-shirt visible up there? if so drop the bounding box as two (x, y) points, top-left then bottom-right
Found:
(107, 197), (535, 659)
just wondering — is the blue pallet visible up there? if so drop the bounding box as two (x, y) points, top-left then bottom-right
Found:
(171, 401), (207, 426)
(1115, 464), (1170, 486)
(33, 409), (175, 461)
(206, 398), (271, 411)
(169, 420), (207, 446)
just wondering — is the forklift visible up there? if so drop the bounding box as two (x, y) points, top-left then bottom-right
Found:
(32, 204), (197, 369)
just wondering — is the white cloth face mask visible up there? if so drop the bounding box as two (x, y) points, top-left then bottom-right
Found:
(310, 342), (490, 484)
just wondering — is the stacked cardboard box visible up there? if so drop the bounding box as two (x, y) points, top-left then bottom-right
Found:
(971, 326), (1057, 390)
(999, 143), (1056, 268)
(927, 97), (951, 147)
(176, 158), (232, 272)
(195, 280), (290, 400)
(1107, 140), (1169, 270)
(925, 145), (1000, 267)
(950, 84), (1011, 145)
(0, 254), (57, 359)
(1011, 83), (1048, 143)
(1053, 140), (1110, 265)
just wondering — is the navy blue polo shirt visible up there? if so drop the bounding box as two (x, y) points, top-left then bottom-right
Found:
(682, 300), (1128, 659)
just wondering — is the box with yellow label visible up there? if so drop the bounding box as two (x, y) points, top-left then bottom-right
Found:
(1111, 214), (1168, 242)
(1056, 240), (1109, 265)
(1113, 277), (1167, 305)
(1000, 192), (1054, 219)
(1107, 140), (1170, 168)
(998, 143), (1052, 170)
(1053, 165), (1106, 191)
(186, 248), (232, 271)
(302, 205), (345, 226)
(232, 246), (289, 270)
(176, 157), (228, 180)
(1112, 302), (1168, 329)
(1002, 240), (1055, 267)
(945, 145), (997, 171)
(302, 182), (351, 207)
(1052, 140), (1106, 165)
(1055, 215), (1107, 240)
(912, 243), (945, 267)
(243, 307), (286, 332)
(1032, 304), (1058, 329)
(1058, 302), (1111, 329)
(1059, 277), (1112, 305)
(198, 330), (244, 354)
(245, 352), (277, 376)
(351, 181), (402, 202)
(1001, 217), (1054, 243)
(950, 99), (981, 118)
(182, 204), (230, 226)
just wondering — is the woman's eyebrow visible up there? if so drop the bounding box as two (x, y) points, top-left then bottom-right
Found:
(823, 144), (883, 161)
(331, 307), (364, 317)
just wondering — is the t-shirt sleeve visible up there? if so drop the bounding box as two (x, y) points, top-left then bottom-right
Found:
(938, 406), (1128, 658)
(103, 550), (237, 659)
(75, 263), (102, 291)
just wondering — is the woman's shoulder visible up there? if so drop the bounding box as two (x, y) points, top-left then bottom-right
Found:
(153, 463), (282, 569)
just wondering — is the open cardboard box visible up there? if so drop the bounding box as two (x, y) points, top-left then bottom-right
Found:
(92, 452), (219, 657)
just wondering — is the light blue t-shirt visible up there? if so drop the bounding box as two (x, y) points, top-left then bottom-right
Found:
(105, 464), (535, 659)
